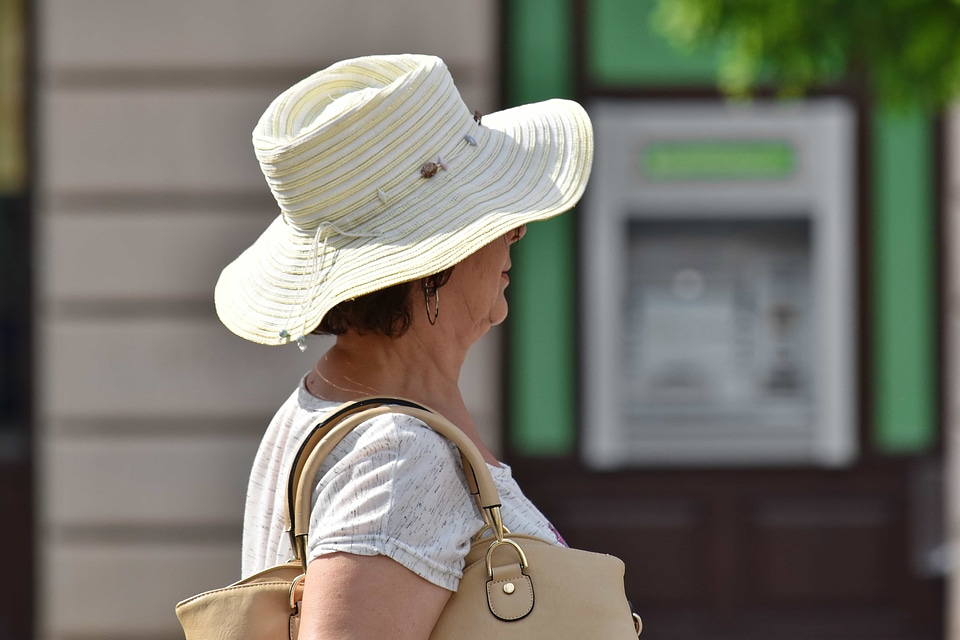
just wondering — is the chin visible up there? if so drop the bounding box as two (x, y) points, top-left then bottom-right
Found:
(490, 309), (508, 327)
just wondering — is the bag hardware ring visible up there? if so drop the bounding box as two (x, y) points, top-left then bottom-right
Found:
(484, 538), (529, 579)
(288, 574), (306, 613)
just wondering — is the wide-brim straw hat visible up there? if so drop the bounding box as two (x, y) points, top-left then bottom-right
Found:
(215, 54), (593, 346)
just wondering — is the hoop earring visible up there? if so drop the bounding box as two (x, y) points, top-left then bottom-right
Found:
(423, 281), (439, 325)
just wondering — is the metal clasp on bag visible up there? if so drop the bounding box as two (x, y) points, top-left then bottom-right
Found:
(484, 505), (506, 541)
(289, 573), (306, 614)
(484, 538), (529, 579)
(481, 506), (529, 578)
(628, 601), (643, 637)
(294, 534), (309, 573)
(483, 537), (534, 622)
(472, 519), (511, 542)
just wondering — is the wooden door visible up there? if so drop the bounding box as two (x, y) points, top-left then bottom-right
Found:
(512, 459), (943, 639)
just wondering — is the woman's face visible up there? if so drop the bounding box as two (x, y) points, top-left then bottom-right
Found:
(443, 225), (527, 335)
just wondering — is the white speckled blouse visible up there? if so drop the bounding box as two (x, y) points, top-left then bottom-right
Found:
(241, 377), (565, 591)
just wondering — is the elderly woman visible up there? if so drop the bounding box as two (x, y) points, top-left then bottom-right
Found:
(214, 54), (593, 639)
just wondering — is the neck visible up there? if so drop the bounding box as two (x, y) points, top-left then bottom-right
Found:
(305, 321), (498, 465)
(311, 333), (462, 400)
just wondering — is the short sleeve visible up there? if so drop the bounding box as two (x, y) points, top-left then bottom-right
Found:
(304, 413), (485, 591)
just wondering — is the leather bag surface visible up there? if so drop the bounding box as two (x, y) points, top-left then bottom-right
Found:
(175, 399), (642, 639)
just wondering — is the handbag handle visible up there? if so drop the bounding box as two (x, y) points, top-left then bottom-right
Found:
(286, 401), (505, 569)
(283, 397), (429, 541)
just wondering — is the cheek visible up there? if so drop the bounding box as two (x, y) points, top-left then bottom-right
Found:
(449, 242), (511, 318)
(462, 253), (503, 288)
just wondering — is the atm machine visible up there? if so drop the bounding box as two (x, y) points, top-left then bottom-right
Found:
(581, 99), (857, 468)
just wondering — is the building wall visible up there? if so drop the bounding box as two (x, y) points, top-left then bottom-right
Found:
(34, 3), (499, 638)
(947, 109), (960, 639)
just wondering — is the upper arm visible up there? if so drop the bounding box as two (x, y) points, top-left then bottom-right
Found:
(299, 552), (452, 640)
(306, 415), (484, 590)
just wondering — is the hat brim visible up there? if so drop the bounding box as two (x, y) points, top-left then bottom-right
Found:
(215, 98), (593, 345)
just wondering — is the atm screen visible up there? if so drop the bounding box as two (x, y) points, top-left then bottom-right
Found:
(622, 217), (815, 430)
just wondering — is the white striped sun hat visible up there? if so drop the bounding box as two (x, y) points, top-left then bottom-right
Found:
(215, 54), (593, 346)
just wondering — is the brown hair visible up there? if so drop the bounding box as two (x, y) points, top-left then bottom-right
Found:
(313, 268), (454, 337)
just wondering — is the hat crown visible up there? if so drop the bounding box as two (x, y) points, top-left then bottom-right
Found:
(252, 54), (470, 231)
(217, 53), (594, 345)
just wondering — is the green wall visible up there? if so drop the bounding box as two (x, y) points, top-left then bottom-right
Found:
(872, 110), (937, 452)
(506, 0), (578, 455)
(505, 0), (938, 457)
(587, 0), (718, 85)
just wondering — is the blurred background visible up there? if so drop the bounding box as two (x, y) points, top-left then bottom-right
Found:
(2, 0), (958, 638)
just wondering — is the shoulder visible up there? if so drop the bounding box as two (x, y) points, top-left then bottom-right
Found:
(301, 406), (467, 501)
(346, 411), (459, 466)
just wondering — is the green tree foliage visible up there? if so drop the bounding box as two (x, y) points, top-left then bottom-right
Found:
(652, 0), (960, 109)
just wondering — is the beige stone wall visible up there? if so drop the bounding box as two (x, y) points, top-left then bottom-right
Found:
(948, 109), (960, 639)
(35, 2), (499, 638)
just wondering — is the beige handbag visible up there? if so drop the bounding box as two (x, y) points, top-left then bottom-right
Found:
(176, 399), (642, 639)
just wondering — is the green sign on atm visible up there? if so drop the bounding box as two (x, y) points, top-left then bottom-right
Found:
(643, 141), (796, 181)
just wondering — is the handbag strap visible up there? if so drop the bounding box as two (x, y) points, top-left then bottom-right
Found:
(283, 397), (427, 538)
(285, 399), (504, 569)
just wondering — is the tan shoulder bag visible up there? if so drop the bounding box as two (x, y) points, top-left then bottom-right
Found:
(175, 399), (642, 639)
